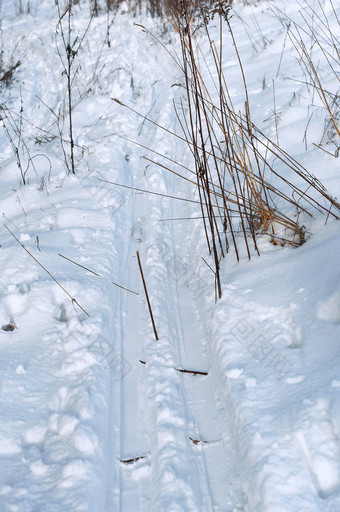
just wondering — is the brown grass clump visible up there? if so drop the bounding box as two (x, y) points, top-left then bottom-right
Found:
(164, 0), (340, 298)
(108, 0), (340, 300)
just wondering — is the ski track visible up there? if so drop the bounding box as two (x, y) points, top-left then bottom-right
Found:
(1, 1), (340, 511)
(122, 73), (244, 510)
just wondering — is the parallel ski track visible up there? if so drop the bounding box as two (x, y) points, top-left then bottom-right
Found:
(169, 181), (244, 511)
(105, 45), (244, 511)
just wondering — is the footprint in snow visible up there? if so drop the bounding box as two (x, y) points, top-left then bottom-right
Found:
(3, 284), (30, 321)
(131, 218), (146, 244)
(317, 291), (340, 324)
(53, 303), (68, 323)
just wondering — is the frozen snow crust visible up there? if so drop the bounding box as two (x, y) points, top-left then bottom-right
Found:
(0, 0), (340, 510)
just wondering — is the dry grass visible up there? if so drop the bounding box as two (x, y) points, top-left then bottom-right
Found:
(158, 0), (340, 298)
(272, 0), (340, 156)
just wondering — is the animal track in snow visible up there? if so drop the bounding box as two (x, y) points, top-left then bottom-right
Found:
(131, 217), (147, 243)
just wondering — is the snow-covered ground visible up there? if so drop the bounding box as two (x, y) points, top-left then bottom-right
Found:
(0, 0), (340, 510)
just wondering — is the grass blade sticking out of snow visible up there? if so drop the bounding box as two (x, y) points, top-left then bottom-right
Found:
(4, 224), (90, 317)
(58, 253), (139, 295)
(270, 0), (340, 155)
(55, 1), (94, 174)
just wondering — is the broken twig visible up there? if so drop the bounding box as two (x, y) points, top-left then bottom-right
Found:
(136, 251), (159, 341)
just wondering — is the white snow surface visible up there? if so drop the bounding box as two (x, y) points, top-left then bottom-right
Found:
(0, 0), (340, 511)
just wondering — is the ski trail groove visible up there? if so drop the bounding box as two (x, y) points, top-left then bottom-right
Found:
(104, 40), (244, 510)
(169, 203), (243, 511)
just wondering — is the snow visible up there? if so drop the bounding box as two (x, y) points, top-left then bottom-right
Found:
(0, 0), (340, 510)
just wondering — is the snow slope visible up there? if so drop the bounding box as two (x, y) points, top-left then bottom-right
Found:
(0, 0), (340, 511)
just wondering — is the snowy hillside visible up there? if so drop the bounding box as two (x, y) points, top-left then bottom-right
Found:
(0, 0), (340, 511)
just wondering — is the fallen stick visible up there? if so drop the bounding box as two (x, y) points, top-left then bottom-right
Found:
(189, 437), (209, 445)
(177, 368), (208, 376)
(139, 360), (208, 376)
(120, 455), (148, 464)
(136, 251), (159, 341)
